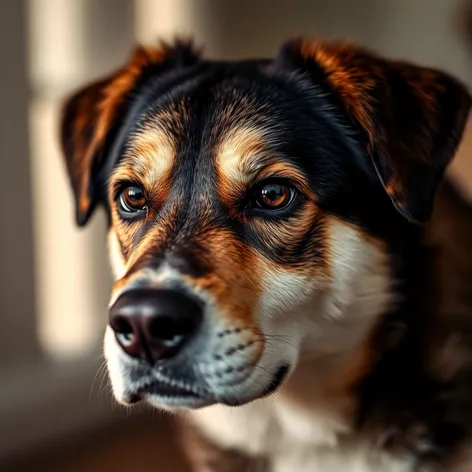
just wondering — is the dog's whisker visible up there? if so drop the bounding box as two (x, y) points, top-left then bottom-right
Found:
(89, 360), (108, 404)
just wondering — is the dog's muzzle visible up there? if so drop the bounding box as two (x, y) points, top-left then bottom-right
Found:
(106, 284), (292, 409)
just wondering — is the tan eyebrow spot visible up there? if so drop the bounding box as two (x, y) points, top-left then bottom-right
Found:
(127, 126), (176, 187)
(216, 126), (268, 186)
(109, 125), (176, 208)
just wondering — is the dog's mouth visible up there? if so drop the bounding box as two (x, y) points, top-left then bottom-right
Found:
(123, 364), (290, 408)
(262, 364), (290, 396)
(126, 378), (208, 405)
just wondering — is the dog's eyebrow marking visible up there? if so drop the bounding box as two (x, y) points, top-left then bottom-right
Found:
(109, 124), (176, 210)
(125, 125), (176, 187)
(216, 126), (271, 185)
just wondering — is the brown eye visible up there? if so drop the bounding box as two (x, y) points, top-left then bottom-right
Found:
(119, 186), (147, 214)
(256, 183), (294, 210)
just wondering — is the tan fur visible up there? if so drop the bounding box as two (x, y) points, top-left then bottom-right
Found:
(215, 126), (271, 209)
(122, 126), (175, 191)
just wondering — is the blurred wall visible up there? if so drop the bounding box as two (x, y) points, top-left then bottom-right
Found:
(0, 1), (39, 369)
(137, 0), (470, 80)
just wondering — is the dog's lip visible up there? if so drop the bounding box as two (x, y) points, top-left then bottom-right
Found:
(262, 364), (290, 397)
(127, 378), (206, 403)
(124, 364), (291, 407)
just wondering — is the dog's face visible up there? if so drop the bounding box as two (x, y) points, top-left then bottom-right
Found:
(61, 39), (470, 410)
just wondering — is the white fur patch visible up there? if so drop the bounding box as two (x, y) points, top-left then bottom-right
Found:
(103, 325), (130, 404)
(189, 401), (416, 472)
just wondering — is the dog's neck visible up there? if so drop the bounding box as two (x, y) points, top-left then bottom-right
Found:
(268, 348), (366, 444)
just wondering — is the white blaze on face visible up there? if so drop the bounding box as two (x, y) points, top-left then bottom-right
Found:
(310, 217), (394, 353)
(328, 217), (393, 318)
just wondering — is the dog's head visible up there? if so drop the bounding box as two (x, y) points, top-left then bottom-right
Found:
(61, 38), (470, 410)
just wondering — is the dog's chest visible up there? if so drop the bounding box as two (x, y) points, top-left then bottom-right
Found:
(189, 400), (417, 472)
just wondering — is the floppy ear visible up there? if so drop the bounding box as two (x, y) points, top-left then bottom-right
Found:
(277, 40), (472, 223)
(60, 40), (200, 226)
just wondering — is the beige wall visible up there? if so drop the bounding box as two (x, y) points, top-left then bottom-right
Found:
(137, 0), (470, 80)
(0, 1), (40, 367)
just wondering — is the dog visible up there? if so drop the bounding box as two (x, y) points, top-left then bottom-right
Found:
(60, 38), (472, 471)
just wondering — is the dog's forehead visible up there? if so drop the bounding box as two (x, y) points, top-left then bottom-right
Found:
(120, 67), (310, 177)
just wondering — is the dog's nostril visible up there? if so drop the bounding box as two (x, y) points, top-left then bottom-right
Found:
(111, 315), (135, 345)
(149, 316), (185, 347)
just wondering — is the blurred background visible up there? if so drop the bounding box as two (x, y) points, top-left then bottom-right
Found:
(1, 0), (472, 470)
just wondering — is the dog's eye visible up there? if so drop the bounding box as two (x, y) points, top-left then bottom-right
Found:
(255, 183), (295, 210)
(118, 186), (147, 214)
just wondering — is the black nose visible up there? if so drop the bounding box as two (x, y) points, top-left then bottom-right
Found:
(109, 289), (203, 363)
